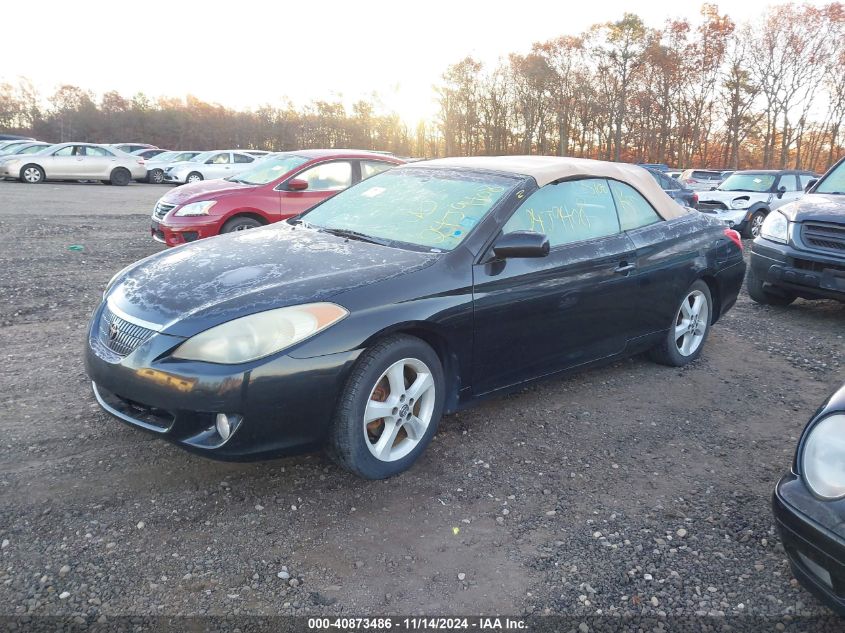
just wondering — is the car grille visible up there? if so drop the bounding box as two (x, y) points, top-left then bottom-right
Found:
(98, 306), (156, 357)
(697, 201), (728, 212)
(802, 222), (845, 253)
(793, 258), (845, 274)
(153, 201), (175, 220)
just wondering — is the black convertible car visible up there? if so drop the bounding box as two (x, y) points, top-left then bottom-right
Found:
(774, 383), (845, 614)
(85, 156), (745, 478)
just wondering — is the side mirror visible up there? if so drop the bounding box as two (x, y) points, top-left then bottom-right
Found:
(287, 178), (308, 191)
(492, 231), (550, 259)
(805, 179), (818, 192)
(777, 185), (787, 198)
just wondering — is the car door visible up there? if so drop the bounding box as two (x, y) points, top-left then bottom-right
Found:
(277, 159), (354, 218)
(202, 152), (232, 179)
(471, 178), (640, 395)
(772, 174), (802, 209)
(608, 179), (693, 337)
(78, 145), (116, 178)
(45, 145), (79, 178)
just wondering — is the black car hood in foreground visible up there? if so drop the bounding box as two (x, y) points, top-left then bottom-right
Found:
(779, 194), (845, 224)
(108, 224), (437, 336)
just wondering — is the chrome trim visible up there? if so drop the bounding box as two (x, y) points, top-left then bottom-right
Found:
(106, 298), (164, 332)
(91, 382), (171, 434)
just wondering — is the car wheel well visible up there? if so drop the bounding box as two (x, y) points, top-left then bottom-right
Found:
(367, 326), (461, 414)
(225, 211), (268, 226)
(700, 275), (721, 324)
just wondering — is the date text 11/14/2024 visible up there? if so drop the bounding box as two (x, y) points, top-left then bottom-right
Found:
(307, 617), (527, 630)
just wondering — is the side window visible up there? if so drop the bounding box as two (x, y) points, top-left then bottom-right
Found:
(608, 180), (662, 231)
(502, 178), (620, 247)
(233, 153), (254, 164)
(208, 153), (230, 164)
(54, 146), (75, 157)
(295, 161), (352, 191)
(799, 174), (816, 189)
(361, 160), (395, 180)
(664, 175), (681, 191)
(85, 146), (111, 157)
(777, 174), (800, 191)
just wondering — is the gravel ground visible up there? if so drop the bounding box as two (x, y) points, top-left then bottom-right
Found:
(0, 180), (844, 628)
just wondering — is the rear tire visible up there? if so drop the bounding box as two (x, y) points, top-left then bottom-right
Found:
(746, 265), (796, 306)
(221, 216), (263, 233)
(186, 172), (203, 184)
(649, 280), (712, 367)
(20, 164), (44, 184)
(108, 168), (131, 186)
(328, 335), (445, 479)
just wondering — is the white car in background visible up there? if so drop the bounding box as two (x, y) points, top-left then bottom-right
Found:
(163, 150), (257, 184)
(142, 150), (202, 183)
(696, 169), (818, 237)
(0, 142), (146, 185)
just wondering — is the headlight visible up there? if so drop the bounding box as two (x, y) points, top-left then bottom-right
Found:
(760, 211), (788, 243)
(802, 414), (845, 500)
(174, 201), (216, 216)
(730, 198), (750, 210)
(172, 303), (348, 364)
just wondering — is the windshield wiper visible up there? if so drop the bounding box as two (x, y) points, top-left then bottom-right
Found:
(319, 227), (391, 246)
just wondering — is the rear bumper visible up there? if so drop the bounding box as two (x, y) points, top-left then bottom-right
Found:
(773, 473), (845, 615)
(751, 238), (845, 301)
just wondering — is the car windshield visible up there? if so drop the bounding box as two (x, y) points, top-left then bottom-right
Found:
(815, 161), (845, 194)
(14, 144), (48, 155)
(188, 151), (214, 163)
(229, 154), (309, 185)
(718, 173), (776, 192)
(300, 167), (516, 251)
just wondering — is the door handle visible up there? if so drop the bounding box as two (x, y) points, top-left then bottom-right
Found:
(614, 262), (637, 275)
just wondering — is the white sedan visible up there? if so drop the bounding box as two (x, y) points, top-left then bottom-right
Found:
(163, 150), (257, 184)
(0, 142), (146, 185)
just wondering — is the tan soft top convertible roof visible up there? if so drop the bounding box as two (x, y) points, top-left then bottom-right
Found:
(417, 155), (685, 221)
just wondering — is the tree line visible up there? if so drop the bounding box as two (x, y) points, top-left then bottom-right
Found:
(1, 2), (843, 171)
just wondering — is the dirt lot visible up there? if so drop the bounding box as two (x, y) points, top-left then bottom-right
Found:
(0, 180), (844, 627)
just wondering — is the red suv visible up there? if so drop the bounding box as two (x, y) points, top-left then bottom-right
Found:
(150, 150), (404, 246)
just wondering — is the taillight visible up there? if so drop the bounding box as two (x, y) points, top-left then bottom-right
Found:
(687, 178), (699, 184)
(137, 159), (145, 165)
(692, 192), (698, 203)
(724, 228), (743, 250)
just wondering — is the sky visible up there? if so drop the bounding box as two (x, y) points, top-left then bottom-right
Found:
(0, 0), (820, 125)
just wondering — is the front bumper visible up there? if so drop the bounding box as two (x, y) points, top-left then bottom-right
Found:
(151, 217), (221, 247)
(697, 205), (751, 229)
(84, 302), (360, 460)
(750, 238), (845, 301)
(163, 172), (187, 183)
(773, 473), (845, 615)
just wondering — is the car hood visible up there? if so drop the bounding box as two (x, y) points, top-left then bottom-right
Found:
(697, 190), (772, 202)
(777, 194), (845, 223)
(161, 178), (252, 205)
(107, 223), (438, 337)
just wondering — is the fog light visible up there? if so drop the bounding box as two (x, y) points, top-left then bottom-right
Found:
(215, 413), (244, 441)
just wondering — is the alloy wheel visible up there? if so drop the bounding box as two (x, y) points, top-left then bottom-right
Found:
(363, 358), (436, 462)
(674, 289), (709, 356)
(750, 213), (765, 238)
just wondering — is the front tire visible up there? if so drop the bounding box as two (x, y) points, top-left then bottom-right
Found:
(746, 210), (767, 238)
(108, 168), (131, 186)
(20, 164), (44, 184)
(221, 216), (263, 233)
(649, 280), (712, 367)
(746, 266), (796, 306)
(149, 168), (164, 184)
(186, 171), (203, 184)
(328, 335), (445, 479)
